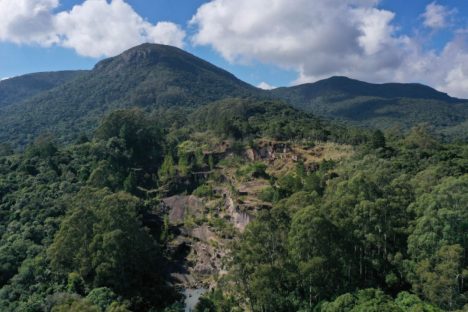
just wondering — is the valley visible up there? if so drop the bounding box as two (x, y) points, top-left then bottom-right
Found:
(0, 44), (466, 312)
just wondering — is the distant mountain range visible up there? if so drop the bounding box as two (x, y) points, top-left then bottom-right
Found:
(0, 71), (86, 109)
(0, 43), (467, 147)
(271, 76), (468, 140)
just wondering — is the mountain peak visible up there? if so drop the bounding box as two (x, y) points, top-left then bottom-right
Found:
(94, 43), (185, 71)
(92, 43), (248, 86)
(326, 76), (353, 82)
(118, 43), (185, 62)
(0, 43), (257, 147)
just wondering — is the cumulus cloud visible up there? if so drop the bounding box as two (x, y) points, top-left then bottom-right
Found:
(0, 0), (185, 57)
(0, 0), (59, 45)
(56, 0), (185, 57)
(257, 82), (275, 90)
(191, 0), (408, 82)
(191, 0), (468, 98)
(422, 2), (455, 30)
(434, 32), (468, 98)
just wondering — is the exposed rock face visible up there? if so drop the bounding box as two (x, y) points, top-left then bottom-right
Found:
(246, 141), (293, 162)
(192, 241), (221, 275)
(189, 225), (217, 243)
(160, 167), (272, 290)
(245, 148), (256, 161)
(162, 195), (205, 225)
(168, 225), (226, 289)
(224, 194), (254, 233)
(161, 195), (228, 289)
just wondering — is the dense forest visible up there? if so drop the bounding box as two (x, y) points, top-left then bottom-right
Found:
(0, 96), (466, 311)
(0, 71), (86, 110)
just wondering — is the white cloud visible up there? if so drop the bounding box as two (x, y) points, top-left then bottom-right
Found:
(0, 0), (186, 58)
(434, 32), (468, 98)
(56, 0), (185, 57)
(191, 0), (408, 82)
(191, 0), (468, 98)
(257, 82), (275, 90)
(0, 0), (59, 45)
(147, 22), (186, 48)
(422, 2), (455, 30)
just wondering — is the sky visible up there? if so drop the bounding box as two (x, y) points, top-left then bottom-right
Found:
(1, 0), (468, 97)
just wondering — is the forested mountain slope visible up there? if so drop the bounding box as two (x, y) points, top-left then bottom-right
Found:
(1, 44), (468, 148)
(0, 98), (466, 311)
(0, 71), (86, 108)
(271, 76), (468, 141)
(274, 76), (456, 101)
(0, 44), (258, 147)
(0, 41), (466, 312)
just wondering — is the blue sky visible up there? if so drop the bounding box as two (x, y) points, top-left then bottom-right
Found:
(1, 0), (468, 97)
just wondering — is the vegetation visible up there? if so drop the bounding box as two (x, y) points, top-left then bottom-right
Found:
(272, 76), (468, 141)
(1, 45), (467, 148)
(0, 71), (85, 109)
(191, 118), (467, 311)
(0, 44), (466, 311)
(0, 97), (466, 311)
(0, 44), (257, 147)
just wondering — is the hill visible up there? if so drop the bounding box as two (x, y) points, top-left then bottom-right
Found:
(0, 44), (258, 147)
(271, 76), (468, 140)
(0, 71), (86, 108)
(1, 45), (468, 148)
(0, 100), (465, 311)
(274, 76), (457, 101)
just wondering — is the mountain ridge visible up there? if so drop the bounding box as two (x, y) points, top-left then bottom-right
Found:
(0, 44), (258, 147)
(0, 43), (467, 147)
(0, 70), (87, 109)
(275, 75), (460, 102)
(271, 76), (468, 140)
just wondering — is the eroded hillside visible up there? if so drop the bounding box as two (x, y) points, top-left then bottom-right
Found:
(157, 138), (355, 292)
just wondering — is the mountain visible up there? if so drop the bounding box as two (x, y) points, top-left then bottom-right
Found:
(271, 76), (468, 140)
(273, 76), (457, 101)
(0, 46), (466, 312)
(1, 44), (468, 148)
(0, 71), (86, 108)
(0, 44), (258, 147)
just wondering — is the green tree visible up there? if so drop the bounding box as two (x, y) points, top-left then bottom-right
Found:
(26, 134), (58, 158)
(95, 108), (164, 175)
(321, 289), (401, 312)
(324, 157), (413, 288)
(52, 297), (100, 312)
(48, 188), (176, 310)
(67, 272), (86, 295)
(123, 171), (138, 193)
(404, 124), (439, 150)
(178, 152), (190, 176)
(394, 292), (442, 312)
(195, 148), (205, 168)
(288, 206), (343, 307)
(371, 130), (386, 149)
(159, 154), (176, 182)
(414, 245), (466, 310)
(195, 297), (216, 312)
(229, 208), (295, 312)
(86, 287), (118, 311)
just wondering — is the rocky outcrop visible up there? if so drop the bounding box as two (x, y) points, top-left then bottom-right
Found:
(245, 141), (294, 162)
(224, 194), (254, 233)
(161, 195), (205, 225)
